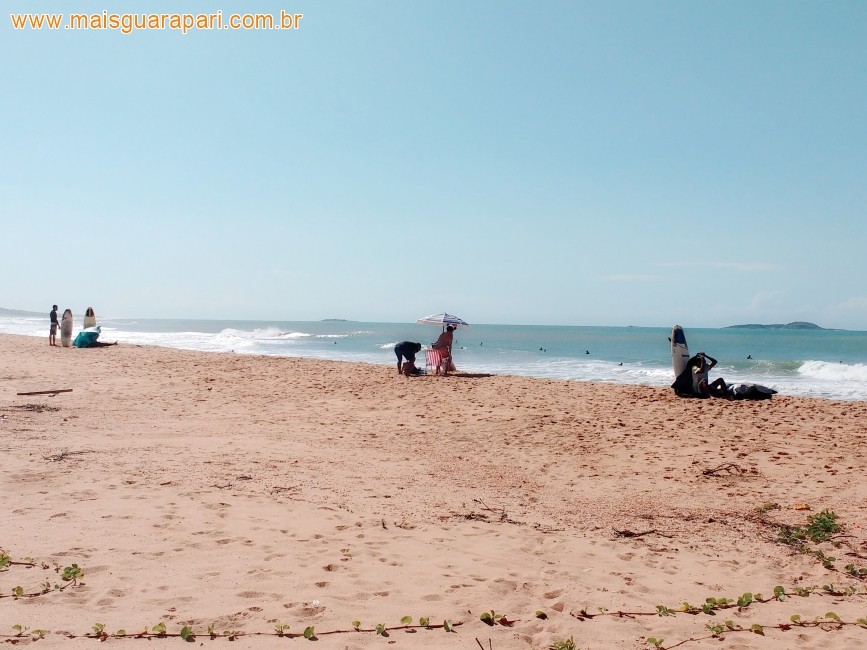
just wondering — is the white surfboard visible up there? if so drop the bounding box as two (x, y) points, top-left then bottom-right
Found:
(83, 307), (96, 329)
(670, 325), (689, 378)
(60, 310), (74, 347)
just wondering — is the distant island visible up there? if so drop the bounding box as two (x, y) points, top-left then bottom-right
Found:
(322, 318), (351, 322)
(725, 322), (826, 330)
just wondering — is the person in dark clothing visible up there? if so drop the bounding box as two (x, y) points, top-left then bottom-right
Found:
(49, 305), (59, 346)
(394, 341), (423, 374)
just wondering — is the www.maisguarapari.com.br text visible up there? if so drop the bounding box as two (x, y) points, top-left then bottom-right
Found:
(10, 9), (303, 35)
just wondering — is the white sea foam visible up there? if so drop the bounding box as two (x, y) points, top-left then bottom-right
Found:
(798, 360), (867, 382)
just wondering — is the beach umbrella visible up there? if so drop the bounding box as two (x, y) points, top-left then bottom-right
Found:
(415, 312), (470, 330)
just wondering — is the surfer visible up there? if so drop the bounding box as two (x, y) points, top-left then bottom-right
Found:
(49, 305), (59, 346)
(693, 352), (728, 398)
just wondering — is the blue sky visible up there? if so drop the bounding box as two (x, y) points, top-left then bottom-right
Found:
(2, 1), (865, 328)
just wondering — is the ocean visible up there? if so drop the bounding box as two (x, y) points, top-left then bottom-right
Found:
(3, 313), (866, 401)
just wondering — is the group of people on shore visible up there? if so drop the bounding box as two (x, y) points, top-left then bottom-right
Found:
(48, 305), (103, 347)
(394, 326), (457, 377)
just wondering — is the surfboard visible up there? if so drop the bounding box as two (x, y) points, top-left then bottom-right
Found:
(670, 325), (689, 378)
(83, 308), (96, 329)
(73, 326), (101, 348)
(60, 310), (74, 347)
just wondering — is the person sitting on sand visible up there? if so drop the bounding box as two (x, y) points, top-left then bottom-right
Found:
(693, 352), (729, 397)
(83, 307), (97, 329)
(394, 341), (422, 375)
(401, 357), (422, 376)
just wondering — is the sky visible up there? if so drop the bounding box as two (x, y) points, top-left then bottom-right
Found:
(2, 1), (866, 329)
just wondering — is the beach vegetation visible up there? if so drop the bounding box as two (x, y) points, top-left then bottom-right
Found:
(303, 625), (316, 639)
(374, 623), (386, 635)
(736, 592), (753, 608)
(400, 615), (412, 625)
(180, 626), (194, 642)
(548, 637), (576, 650)
(845, 563), (867, 577)
(0, 550), (84, 600)
(274, 623), (290, 635)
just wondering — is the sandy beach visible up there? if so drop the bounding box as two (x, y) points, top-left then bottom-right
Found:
(2, 332), (866, 649)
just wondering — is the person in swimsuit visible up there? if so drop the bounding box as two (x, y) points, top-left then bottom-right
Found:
(693, 352), (729, 397)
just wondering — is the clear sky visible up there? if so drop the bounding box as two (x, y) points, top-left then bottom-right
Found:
(2, 1), (865, 328)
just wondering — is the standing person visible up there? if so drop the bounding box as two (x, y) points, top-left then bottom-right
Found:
(394, 341), (422, 375)
(431, 326), (457, 373)
(49, 305), (59, 346)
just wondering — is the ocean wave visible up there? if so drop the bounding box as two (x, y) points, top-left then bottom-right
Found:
(798, 360), (867, 382)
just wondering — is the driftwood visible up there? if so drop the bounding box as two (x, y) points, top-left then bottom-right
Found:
(16, 389), (73, 396)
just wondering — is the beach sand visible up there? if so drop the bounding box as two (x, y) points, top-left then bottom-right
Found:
(2, 332), (866, 649)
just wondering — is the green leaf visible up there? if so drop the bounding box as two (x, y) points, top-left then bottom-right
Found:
(443, 619), (454, 633)
(825, 611), (842, 622)
(419, 617), (429, 627)
(750, 624), (764, 635)
(180, 626), (193, 641)
(116, 630), (126, 636)
(303, 626), (315, 639)
(480, 612), (493, 624)
(351, 620), (361, 630)
(375, 624), (386, 635)
(12, 586), (24, 597)
(400, 616), (412, 625)
(790, 614), (802, 623)
(535, 610), (548, 619)
(152, 622), (166, 634)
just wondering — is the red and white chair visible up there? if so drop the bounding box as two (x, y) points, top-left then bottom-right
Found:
(425, 348), (451, 375)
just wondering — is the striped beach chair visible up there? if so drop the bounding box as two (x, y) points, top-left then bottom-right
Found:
(425, 348), (450, 375)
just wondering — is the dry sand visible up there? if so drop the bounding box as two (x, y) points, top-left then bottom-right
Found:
(2, 332), (867, 649)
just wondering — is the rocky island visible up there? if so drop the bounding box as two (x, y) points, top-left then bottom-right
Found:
(725, 321), (825, 330)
